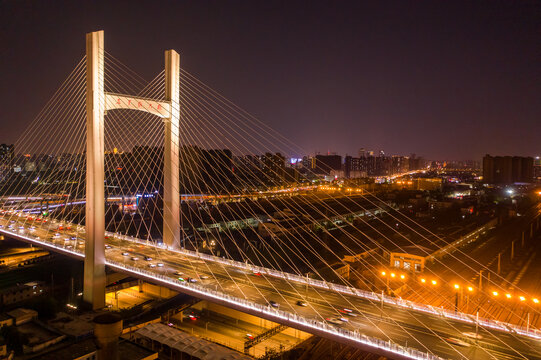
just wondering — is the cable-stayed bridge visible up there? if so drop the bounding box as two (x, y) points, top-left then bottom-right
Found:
(0, 31), (540, 360)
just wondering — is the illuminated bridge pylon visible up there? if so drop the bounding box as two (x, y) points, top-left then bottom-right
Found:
(84, 30), (180, 309)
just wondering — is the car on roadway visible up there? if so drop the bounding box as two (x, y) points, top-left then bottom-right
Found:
(462, 332), (482, 340)
(188, 278), (197, 283)
(325, 318), (342, 325)
(339, 308), (357, 317)
(245, 334), (254, 340)
(174, 271), (183, 276)
(199, 275), (209, 280)
(148, 264), (156, 268)
(445, 338), (470, 347)
(185, 313), (200, 320)
(122, 252), (130, 256)
(105, 244), (112, 249)
(131, 257), (139, 261)
(269, 301), (279, 308)
(157, 263), (164, 267)
(296, 300), (308, 307)
(144, 256), (152, 261)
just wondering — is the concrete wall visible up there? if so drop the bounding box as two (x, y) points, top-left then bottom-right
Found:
(200, 301), (278, 329)
(196, 301), (310, 341)
(140, 282), (177, 299)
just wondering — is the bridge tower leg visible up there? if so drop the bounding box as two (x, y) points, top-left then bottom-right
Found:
(84, 30), (106, 309)
(163, 50), (181, 248)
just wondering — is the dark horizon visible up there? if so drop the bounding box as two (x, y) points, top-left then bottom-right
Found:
(1, 0), (539, 161)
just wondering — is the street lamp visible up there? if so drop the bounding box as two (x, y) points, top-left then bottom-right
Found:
(453, 284), (461, 313)
(381, 270), (405, 295)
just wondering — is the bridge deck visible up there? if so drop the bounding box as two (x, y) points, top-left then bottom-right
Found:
(1, 216), (540, 360)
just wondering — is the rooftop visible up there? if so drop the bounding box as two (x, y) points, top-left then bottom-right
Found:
(37, 338), (156, 360)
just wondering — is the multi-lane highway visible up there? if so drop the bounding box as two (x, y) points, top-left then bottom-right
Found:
(1, 213), (540, 360)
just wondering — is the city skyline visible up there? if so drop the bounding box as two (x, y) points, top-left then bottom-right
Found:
(1, 1), (539, 160)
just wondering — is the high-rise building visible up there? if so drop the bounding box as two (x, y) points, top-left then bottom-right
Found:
(315, 154), (342, 175)
(482, 154), (533, 184)
(0, 144), (14, 168)
(534, 157), (541, 180)
(262, 152), (286, 183)
(345, 156), (365, 178)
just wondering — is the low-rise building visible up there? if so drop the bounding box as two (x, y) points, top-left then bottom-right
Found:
(0, 282), (46, 307)
(38, 338), (157, 360)
(6, 308), (38, 326)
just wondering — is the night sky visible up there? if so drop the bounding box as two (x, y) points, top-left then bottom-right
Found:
(1, 0), (539, 160)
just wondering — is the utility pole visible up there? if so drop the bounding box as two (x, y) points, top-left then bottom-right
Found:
(497, 253), (501, 274)
(511, 240), (515, 260)
(479, 269), (483, 291)
(476, 310), (479, 339)
(381, 290), (384, 313)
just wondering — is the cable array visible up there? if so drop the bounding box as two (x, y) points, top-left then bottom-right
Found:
(0, 51), (538, 359)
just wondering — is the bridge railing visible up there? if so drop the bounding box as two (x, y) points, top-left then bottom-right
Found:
(107, 230), (541, 340)
(105, 258), (444, 360)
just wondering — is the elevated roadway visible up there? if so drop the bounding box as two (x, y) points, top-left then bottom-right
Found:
(0, 214), (540, 360)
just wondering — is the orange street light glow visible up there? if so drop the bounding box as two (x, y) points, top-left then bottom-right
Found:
(519, 296), (526, 301)
(533, 298), (539, 304)
(492, 291), (499, 296)
(381, 271), (386, 276)
(506, 294), (512, 299)
(467, 286), (474, 292)
(390, 273), (396, 278)
(400, 274), (405, 279)
(420, 278), (426, 283)
(431, 280), (437, 285)
(454, 284), (460, 289)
